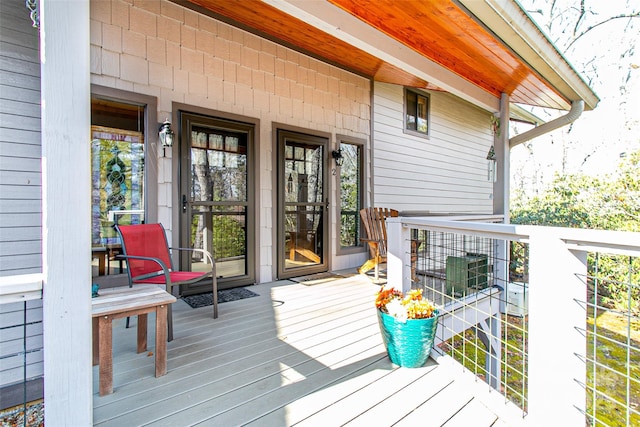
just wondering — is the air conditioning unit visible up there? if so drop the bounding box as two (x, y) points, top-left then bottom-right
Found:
(445, 254), (488, 297)
(505, 282), (528, 317)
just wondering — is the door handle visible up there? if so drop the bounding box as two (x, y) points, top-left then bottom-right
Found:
(182, 195), (187, 213)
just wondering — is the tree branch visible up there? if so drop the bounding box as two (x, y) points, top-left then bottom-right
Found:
(573, 0), (587, 37)
(565, 12), (640, 52)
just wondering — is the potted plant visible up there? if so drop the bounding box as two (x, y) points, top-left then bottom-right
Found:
(375, 287), (440, 368)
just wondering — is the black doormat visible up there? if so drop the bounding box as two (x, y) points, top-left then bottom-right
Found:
(182, 287), (259, 309)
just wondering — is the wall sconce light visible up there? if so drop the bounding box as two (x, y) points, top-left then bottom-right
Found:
(486, 145), (497, 182)
(158, 119), (175, 157)
(331, 149), (344, 167)
(159, 119), (175, 148)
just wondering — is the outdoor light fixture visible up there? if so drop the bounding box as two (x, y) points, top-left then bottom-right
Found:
(158, 119), (175, 148)
(287, 173), (294, 193)
(25, 0), (39, 28)
(331, 149), (344, 167)
(486, 145), (497, 182)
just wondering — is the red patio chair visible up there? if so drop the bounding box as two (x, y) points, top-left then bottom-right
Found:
(115, 223), (218, 341)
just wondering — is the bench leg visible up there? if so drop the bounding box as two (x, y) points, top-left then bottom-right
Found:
(92, 317), (99, 366)
(98, 316), (113, 396)
(137, 313), (147, 353)
(155, 304), (168, 377)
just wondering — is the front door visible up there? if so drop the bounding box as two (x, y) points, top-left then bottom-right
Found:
(277, 130), (328, 279)
(179, 113), (255, 293)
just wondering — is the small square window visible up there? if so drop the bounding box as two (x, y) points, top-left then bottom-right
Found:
(405, 89), (430, 136)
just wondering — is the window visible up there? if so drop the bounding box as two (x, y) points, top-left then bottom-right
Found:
(338, 140), (363, 249)
(405, 89), (430, 136)
(91, 98), (147, 248)
(89, 87), (157, 277)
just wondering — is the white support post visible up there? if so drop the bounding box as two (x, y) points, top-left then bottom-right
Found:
(495, 93), (510, 221)
(41, 0), (92, 424)
(386, 218), (412, 292)
(477, 315), (501, 390)
(527, 229), (587, 425)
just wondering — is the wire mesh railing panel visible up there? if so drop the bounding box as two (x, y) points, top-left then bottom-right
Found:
(582, 253), (639, 427)
(412, 228), (529, 414)
(401, 219), (639, 426)
(0, 298), (44, 426)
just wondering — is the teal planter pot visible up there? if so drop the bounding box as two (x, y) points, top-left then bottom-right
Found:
(377, 309), (439, 368)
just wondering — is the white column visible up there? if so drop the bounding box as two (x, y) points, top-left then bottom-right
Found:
(41, 0), (92, 424)
(527, 228), (587, 425)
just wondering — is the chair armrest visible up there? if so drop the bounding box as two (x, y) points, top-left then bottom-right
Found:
(360, 238), (381, 257)
(169, 247), (215, 266)
(360, 238), (381, 247)
(116, 254), (172, 282)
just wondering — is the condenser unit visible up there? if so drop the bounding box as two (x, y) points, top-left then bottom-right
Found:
(445, 254), (488, 297)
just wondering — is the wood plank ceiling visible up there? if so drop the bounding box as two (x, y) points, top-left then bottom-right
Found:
(186, 0), (568, 110)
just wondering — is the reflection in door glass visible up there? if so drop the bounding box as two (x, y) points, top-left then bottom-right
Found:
(190, 205), (247, 277)
(284, 142), (324, 269)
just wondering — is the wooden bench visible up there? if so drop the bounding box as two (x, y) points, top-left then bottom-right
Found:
(92, 285), (176, 395)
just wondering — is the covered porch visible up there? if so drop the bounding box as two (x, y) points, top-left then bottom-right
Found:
(1, 0), (604, 423)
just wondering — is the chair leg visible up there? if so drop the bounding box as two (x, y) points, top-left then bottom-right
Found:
(165, 284), (177, 342)
(212, 277), (218, 319)
(166, 304), (173, 342)
(373, 250), (381, 283)
(358, 258), (377, 274)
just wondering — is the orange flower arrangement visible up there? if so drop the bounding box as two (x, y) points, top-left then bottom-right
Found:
(375, 287), (437, 322)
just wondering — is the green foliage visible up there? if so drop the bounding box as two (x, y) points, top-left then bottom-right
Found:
(511, 150), (640, 315)
(586, 311), (640, 426)
(213, 216), (245, 259)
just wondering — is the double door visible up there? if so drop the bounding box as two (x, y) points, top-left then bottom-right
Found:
(179, 118), (329, 288)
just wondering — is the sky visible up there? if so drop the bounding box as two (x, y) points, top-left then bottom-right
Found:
(510, 0), (639, 198)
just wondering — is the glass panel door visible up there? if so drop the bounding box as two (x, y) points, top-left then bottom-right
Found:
(180, 114), (255, 292)
(278, 130), (328, 278)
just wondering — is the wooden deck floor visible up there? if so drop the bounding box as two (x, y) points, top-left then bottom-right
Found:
(92, 273), (526, 426)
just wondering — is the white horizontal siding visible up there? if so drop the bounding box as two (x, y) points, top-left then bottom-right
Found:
(0, 0), (42, 276)
(372, 82), (494, 213)
(0, 0), (44, 393)
(0, 226), (41, 242)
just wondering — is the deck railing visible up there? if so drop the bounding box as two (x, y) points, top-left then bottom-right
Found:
(386, 216), (639, 426)
(0, 273), (44, 425)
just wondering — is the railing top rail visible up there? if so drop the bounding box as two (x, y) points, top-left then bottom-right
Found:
(0, 272), (44, 304)
(390, 215), (640, 256)
(389, 216), (531, 242)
